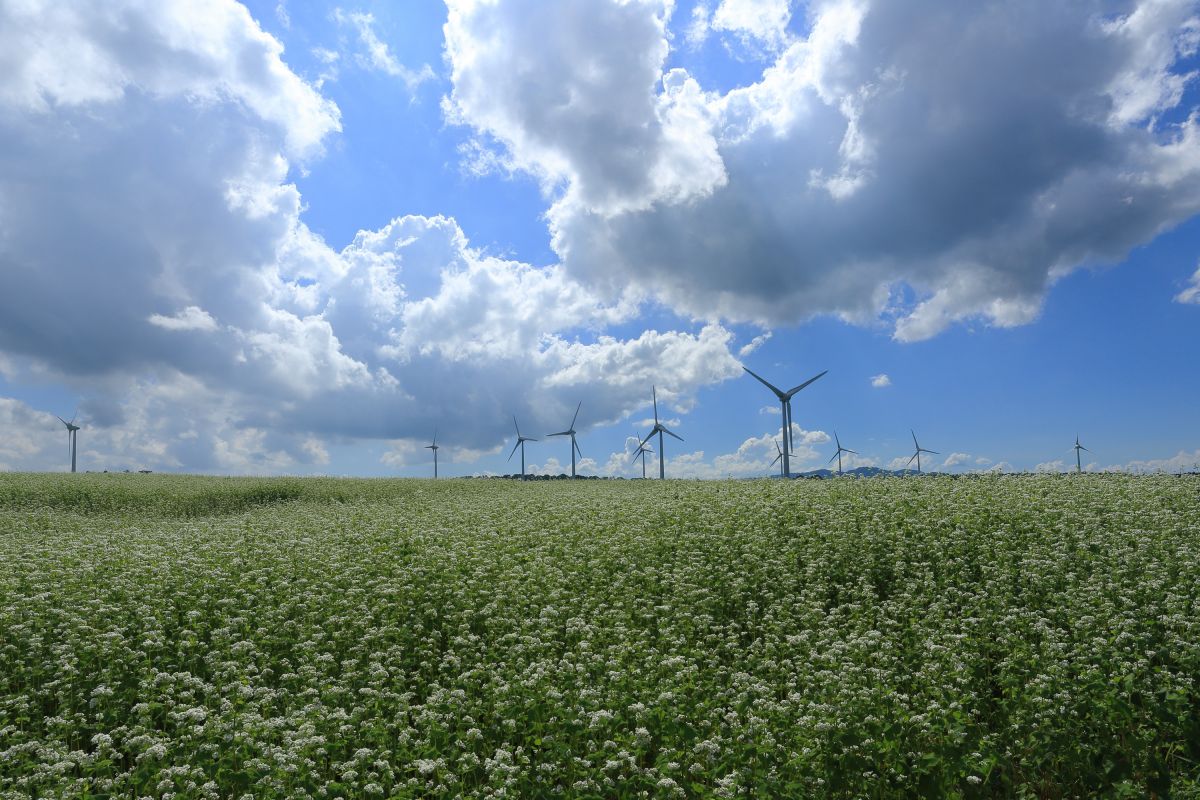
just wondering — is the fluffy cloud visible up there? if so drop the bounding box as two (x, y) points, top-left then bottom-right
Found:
(446, 0), (1200, 339)
(0, 0), (744, 472)
(870, 373), (891, 388)
(942, 452), (972, 468)
(737, 331), (772, 357)
(711, 0), (794, 52)
(1120, 449), (1200, 474)
(664, 427), (824, 479)
(1177, 265), (1200, 304)
(333, 9), (435, 91)
(443, 0), (726, 215)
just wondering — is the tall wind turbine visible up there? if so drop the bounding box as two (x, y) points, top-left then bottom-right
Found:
(1073, 435), (1090, 473)
(634, 442), (653, 479)
(508, 416), (537, 479)
(425, 429), (439, 478)
(907, 430), (939, 474)
(637, 387), (682, 479)
(828, 431), (857, 476)
(743, 366), (827, 478)
(57, 414), (80, 473)
(547, 401), (584, 477)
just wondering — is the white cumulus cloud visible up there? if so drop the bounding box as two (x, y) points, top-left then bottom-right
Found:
(445, 0), (1200, 340)
(1177, 265), (1200, 304)
(0, 0), (746, 473)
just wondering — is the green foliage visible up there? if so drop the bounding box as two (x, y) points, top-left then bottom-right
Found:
(1, 474), (1198, 798)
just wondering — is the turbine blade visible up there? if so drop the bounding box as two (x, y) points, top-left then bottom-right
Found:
(547, 431), (570, 437)
(833, 431), (841, 449)
(662, 427), (683, 442)
(772, 453), (783, 466)
(1080, 446), (1090, 452)
(923, 449), (940, 455)
(652, 386), (659, 425)
(637, 431), (654, 451)
(742, 366), (786, 398)
(513, 415), (521, 438)
(432, 428), (437, 446)
(570, 400), (581, 430)
(574, 437), (583, 459)
(845, 448), (858, 455)
(907, 453), (917, 467)
(827, 451), (838, 464)
(784, 370), (828, 397)
(508, 440), (520, 461)
(911, 429), (919, 449)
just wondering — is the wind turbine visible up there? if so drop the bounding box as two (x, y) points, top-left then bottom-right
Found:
(743, 366), (827, 478)
(425, 429), (439, 478)
(547, 401), (584, 477)
(508, 416), (537, 479)
(56, 414), (80, 473)
(828, 431), (857, 476)
(637, 387), (682, 479)
(1073, 435), (1090, 473)
(634, 442), (653, 479)
(907, 429), (938, 474)
(770, 439), (786, 477)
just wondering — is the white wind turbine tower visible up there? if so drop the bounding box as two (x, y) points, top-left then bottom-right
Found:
(56, 413), (80, 473)
(425, 429), (440, 478)
(636, 387), (682, 479)
(508, 416), (537, 479)
(1073, 435), (1090, 473)
(743, 366), (827, 478)
(828, 431), (857, 476)
(634, 442), (653, 479)
(547, 401), (584, 477)
(907, 429), (939, 474)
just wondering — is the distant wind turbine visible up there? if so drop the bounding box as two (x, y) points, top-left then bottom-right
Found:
(828, 431), (857, 476)
(425, 429), (439, 479)
(547, 401), (584, 477)
(1073, 435), (1090, 473)
(770, 438), (786, 477)
(907, 430), (939, 474)
(634, 441), (653, 479)
(637, 387), (682, 479)
(508, 416), (537, 479)
(743, 366), (827, 478)
(56, 413), (80, 473)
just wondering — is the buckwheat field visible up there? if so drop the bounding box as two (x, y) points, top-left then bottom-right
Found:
(2, 474), (1198, 799)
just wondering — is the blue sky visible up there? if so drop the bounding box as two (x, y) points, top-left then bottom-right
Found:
(1, 0), (1198, 477)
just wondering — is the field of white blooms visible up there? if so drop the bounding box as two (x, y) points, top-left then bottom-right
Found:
(2, 473), (1199, 799)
